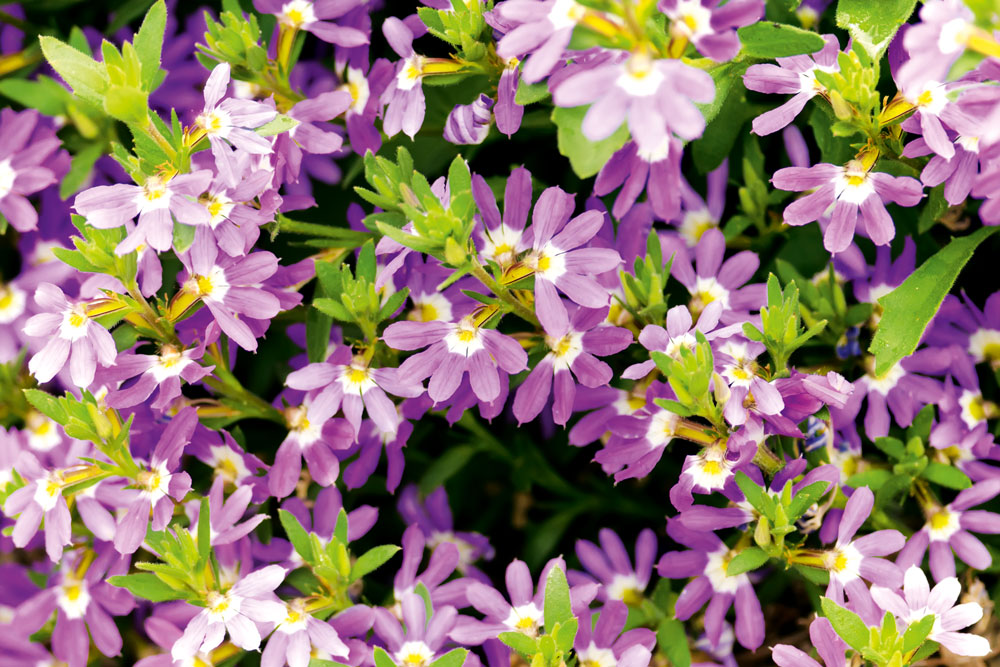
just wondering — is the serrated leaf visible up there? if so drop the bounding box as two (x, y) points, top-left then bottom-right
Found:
(499, 631), (540, 656)
(107, 573), (188, 602)
(39, 35), (109, 104)
(870, 227), (998, 375)
(551, 105), (629, 179)
(821, 597), (869, 652)
(737, 21), (826, 57)
(835, 0), (917, 61)
(543, 565), (573, 632)
(134, 0), (166, 91)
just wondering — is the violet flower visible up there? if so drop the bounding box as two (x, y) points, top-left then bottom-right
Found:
(444, 94), (494, 145)
(73, 170), (212, 255)
(341, 58), (394, 156)
(261, 598), (349, 667)
(513, 305), (632, 426)
(657, 520), (765, 650)
(382, 315), (528, 404)
(870, 566), (991, 657)
(114, 407), (197, 555)
(671, 159), (728, 246)
(622, 301), (728, 380)
(393, 524), (467, 610)
(593, 384), (683, 483)
(771, 160), (924, 253)
(188, 476), (268, 547)
(572, 528), (656, 604)
(374, 593), (457, 667)
(102, 343), (213, 411)
(381, 18), (427, 139)
(24, 282), (117, 388)
(3, 451), (72, 561)
(397, 485), (494, 579)
(171, 565), (288, 660)
(896, 479), (1000, 582)
(254, 0), (369, 46)
(495, 63), (523, 136)
(927, 292), (1000, 368)
(276, 90), (353, 185)
(472, 166), (531, 268)
(494, 0), (583, 83)
(660, 0), (763, 62)
(896, 0), (977, 91)
(594, 138), (684, 222)
(574, 601), (655, 667)
(0, 108), (68, 232)
(771, 617), (847, 667)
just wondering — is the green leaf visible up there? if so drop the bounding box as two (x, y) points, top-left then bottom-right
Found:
(429, 648), (468, 667)
(104, 85), (149, 124)
(313, 297), (354, 322)
(656, 618), (691, 667)
(133, 0), (166, 91)
(279, 509), (316, 564)
(910, 640), (940, 663)
(727, 546), (769, 576)
(734, 471), (773, 521)
(551, 105), (629, 179)
(870, 227), (999, 375)
(835, 0), (917, 61)
(920, 462), (972, 490)
(902, 614), (935, 653)
(553, 617), (578, 652)
(737, 22), (826, 57)
(873, 437), (906, 461)
(498, 631), (540, 657)
(334, 508), (349, 544)
(23, 389), (68, 423)
(39, 35), (109, 105)
(786, 481), (832, 520)
(107, 573), (188, 602)
(257, 113), (299, 137)
(0, 77), (69, 116)
(350, 545), (401, 582)
(374, 646), (399, 667)
(197, 496), (211, 563)
(515, 79), (549, 105)
(543, 565), (573, 632)
(820, 597), (869, 652)
(61, 143), (105, 199)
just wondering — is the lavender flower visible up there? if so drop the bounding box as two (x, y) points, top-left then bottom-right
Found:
(3, 452), (72, 561)
(574, 601), (654, 667)
(397, 485), (494, 579)
(494, 0), (584, 83)
(572, 528), (656, 604)
(254, 0), (369, 46)
(0, 109), (68, 232)
(374, 593), (457, 667)
(381, 18), (427, 139)
(444, 94), (494, 145)
(771, 617), (847, 667)
(103, 343), (213, 411)
(660, 0), (763, 62)
(594, 138), (684, 222)
(268, 390), (352, 498)
(261, 599), (349, 667)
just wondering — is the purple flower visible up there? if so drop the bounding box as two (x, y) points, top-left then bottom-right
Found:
(743, 35), (841, 136)
(383, 316), (528, 404)
(171, 565), (287, 660)
(572, 528), (656, 604)
(3, 452), (72, 561)
(341, 59), (394, 156)
(495, 63), (524, 136)
(574, 601), (654, 667)
(669, 434), (757, 511)
(397, 485), (494, 579)
(896, 0), (976, 91)
(24, 283), (117, 388)
(286, 348), (424, 439)
(928, 293), (1000, 368)
(261, 599), (350, 667)
(670, 159), (728, 246)
(771, 617), (847, 667)
(551, 53), (715, 153)
(0, 109), (68, 232)
(254, 0), (368, 46)
(381, 18), (427, 139)
(593, 384), (684, 483)
(771, 160), (924, 253)
(393, 524), (467, 610)
(494, 0), (583, 83)
(594, 138), (684, 221)
(188, 475), (268, 547)
(102, 343), (213, 411)
(268, 390), (352, 498)
(822, 487), (905, 624)
(276, 90), (353, 185)
(472, 166), (531, 268)
(896, 479), (1000, 582)
(73, 170), (213, 254)
(374, 593), (457, 667)
(905, 130), (985, 206)
(513, 306), (632, 425)
(657, 520), (765, 650)
(622, 302), (729, 380)
(114, 407), (197, 554)
(444, 94), (495, 145)
(898, 80), (979, 161)
(660, 0), (763, 62)
(870, 566), (991, 657)
(176, 230), (282, 352)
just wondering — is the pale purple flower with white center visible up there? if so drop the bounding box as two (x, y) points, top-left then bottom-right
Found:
(375, 593), (457, 667)
(513, 306), (632, 426)
(668, 433), (757, 511)
(571, 528), (656, 604)
(171, 565), (288, 661)
(657, 520), (765, 650)
(771, 160), (924, 253)
(393, 524), (467, 610)
(661, 229), (765, 325)
(73, 170), (212, 254)
(102, 343), (213, 411)
(177, 229), (282, 352)
(659, 0), (763, 62)
(114, 407), (197, 555)
(472, 166), (531, 268)
(896, 0), (977, 92)
(188, 475), (268, 547)
(397, 485), (494, 580)
(254, 0), (368, 46)
(896, 480), (1000, 582)
(622, 301), (729, 380)
(568, 386), (646, 447)
(24, 282), (116, 388)
(267, 390), (352, 498)
(276, 90), (353, 186)
(341, 418), (414, 493)
(287, 348), (424, 439)
(12, 551), (134, 667)
(2, 452), (72, 561)
(383, 315), (528, 404)
(495, 62), (524, 136)
(823, 486), (905, 625)
(551, 52), (715, 154)
(0, 109), (68, 232)
(341, 58), (395, 156)
(905, 130), (985, 206)
(444, 94), (494, 145)
(850, 236), (915, 306)
(494, 0), (586, 84)
(574, 601), (655, 667)
(261, 598), (349, 667)
(593, 384), (686, 483)
(521, 187), (621, 331)
(771, 617), (847, 667)
(381, 17), (427, 139)
(871, 566), (990, 657)
(743, 34), (840, 136)
(669, 159), (728, 246)
(197, 63), (277, 186)
(898, 80), (979, 161)
(594, 138), (684, 222)
(927, 292), (1000, 368)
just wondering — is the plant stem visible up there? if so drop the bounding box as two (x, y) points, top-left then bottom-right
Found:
(468, 259), (540, 327)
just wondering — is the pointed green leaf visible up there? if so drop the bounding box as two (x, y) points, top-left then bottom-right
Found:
(727, 546), (769, 576)
(107, 573), (188, 602)
(820, 597), (869, 652)
(543, 565), (573, 632)
(350, 545), (401, 582)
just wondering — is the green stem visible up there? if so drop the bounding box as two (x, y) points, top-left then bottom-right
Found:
(126, 283), (178, 345)
(753, 441), (784, 477)
(468, 259), (540, 327)
(203, 348), (284, 424)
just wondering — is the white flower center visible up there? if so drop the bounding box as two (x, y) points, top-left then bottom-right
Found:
(616, 56), (664, 97)
(604, 573), (644, 603)
(685, 446), (732, 491)
(548, 331), (584, 370)
(286, 405), (323, 446)
(339, 363), (377, 395)
(137, 176), (172, 212)
(206, 591), (241, 622)
(56, 578), (91, 620)
(33, 473), (63, 512)
(480, 224), (524, 266)
(704, 547), (746, 594)
(834, 165), (876, 206)
(968, 328), (1000, 363)
(959, 390), (988, 429)
(277, 602), (311, 634)
(59, 304), (91, 342)
(138, 461), (172, 502)
(679, 208), (717, 246)
(504, 602), (544, 636)
(826, 542), (863, 583)
(409, 292), (453, 322)
(444, 322), (485, 356)
(689, 276), (731, 312)
(151, 347), (191, 383)
(26, 412), (62, 452)
(209, 445), (252, 484)
(397, 55), (424, 92)
(187, 265), (230, 301)
(636, 136), (672, 164)
(667, 0), (713, 39)
(865, 363), (906, 395)
(909, 81), (948, 116)
(0, 282), (26, 323)
(280, 0), (317, 28)
(197, 108), (233, 138)
(396, 641), (434, 667)
(548, 0), (586, 31)
(645, 409), (680, 448)
(343, 67), (371, 113)
(578, 643), (618, 667)
(927, 507), (962, 542)
(938, 18), (970, 54)
(0, 158), (16, 198)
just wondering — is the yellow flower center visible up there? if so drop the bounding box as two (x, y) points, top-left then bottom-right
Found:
(845, 174), (867, 187)
(621, 588), (643, 606)
(968, 396), (987, 422)
(832, 553), (848, 572)
(456, 329), (476, 343)
(63, 583), (83, 601)
(931, 510), (951, 531)
(515, 616), (537, 631)
(552, 335), (575, 357)
(702, 460), (722, 476)
(535, 254), (551, 272)
(195, 275), (214, 296)
(626, 395), (646, 411)
(984, 342), (1000, 362)
(143, 177), (167, 202)
(0, 287), (13, 310)
(917, 89), (935, 106)
(68, 311), (86, 328)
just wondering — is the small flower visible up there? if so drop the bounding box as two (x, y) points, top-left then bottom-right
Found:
(397, 485), (494, 579)
(103, 343), (213, 411)
(0, 108), (68, 232)
(24, 283), (117, 388)
(261, 598), (350, 667)
(114, 407), (197, 554)
(574, 601), (654, 667)
(374, 593), (457, 667)
(254, 0), (369, 46)
(3, 452), (72, 561)
(771, 617), (847, 667)
(268, 390), (352, 499)
(188, 475), (268, 547)
(381, 18), (428, 139)
(871, 566), (991, 657)
(660, 0), (763, 61)
(572, 528), (656, 605)
(594, 138), (684, 222)
(494, 0), (588, 83)
(171, 565), (288, 661)
(772, 159), (924, 253)
(444, 94), (495, 145)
